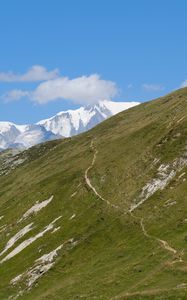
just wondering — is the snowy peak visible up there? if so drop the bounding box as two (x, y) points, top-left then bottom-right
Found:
(14, 125), (60, 148)
(39, 100), (139, 137)
(0, 122), (21, 150)
(38, 106), (96, 137)
(0, 122), (59, 150)
(97, 100), (139, 115)
(0, 100), (139, 150)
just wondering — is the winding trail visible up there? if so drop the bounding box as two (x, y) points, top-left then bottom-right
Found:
(84, 139), (187, 298)
(130, 212), (179, 258)
(85, 139), (183, 260)
(140, 218), (179, 256)
(85, 140), (119, 210)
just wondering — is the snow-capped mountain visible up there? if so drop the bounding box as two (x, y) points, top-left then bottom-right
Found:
(0, 100), (139, 150)
(38, 100), (139, 137)
(0, 122), (59, 150)
(13, 125), (60, 148)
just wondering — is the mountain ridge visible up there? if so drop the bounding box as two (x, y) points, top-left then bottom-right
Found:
(38, 100), (139, 137)
(0, 100), (139, 150)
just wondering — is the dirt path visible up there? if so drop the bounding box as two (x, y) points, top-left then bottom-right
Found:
(140, 217), (178, 255)
(86, 139), (181, 256)
(85, 139), (119, 209)
(84, 139), (186, 297)
(85, 139), (185, 267)
(158, 238), (177, 254)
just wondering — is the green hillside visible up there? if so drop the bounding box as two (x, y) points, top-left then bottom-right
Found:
(1, 88), (187, 299)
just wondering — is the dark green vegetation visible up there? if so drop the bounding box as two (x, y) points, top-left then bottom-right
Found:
(1, 88), (187, 299)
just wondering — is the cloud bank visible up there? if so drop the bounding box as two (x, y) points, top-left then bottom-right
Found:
(0, 65), (59, 82)
(3, 74), (118, 105)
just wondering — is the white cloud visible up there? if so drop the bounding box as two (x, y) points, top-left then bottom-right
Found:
(0, 65), (59, 82)
(180, 80), (187, 88)
(3, 89), (29, 102)
(32, 74), (118, 104)
(4, 74), (118, 105)
(127, 84), (133, 89)
(142, 83), (164, 92)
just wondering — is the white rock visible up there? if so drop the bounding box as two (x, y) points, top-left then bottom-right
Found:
(51, 226), (61, 234)
(0, 223), (33, 257)
(1, 216), (62, 263)
(69, 214), (76, 220)
(18, 196), (53, 223)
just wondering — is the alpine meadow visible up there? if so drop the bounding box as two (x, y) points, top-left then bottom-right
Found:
(1, 1), (187, 299)
(1, 88), (187, 299)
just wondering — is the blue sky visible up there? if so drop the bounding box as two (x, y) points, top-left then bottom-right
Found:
(1, 0), (187, 124)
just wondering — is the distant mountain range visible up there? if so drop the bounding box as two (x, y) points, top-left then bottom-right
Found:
(0, 100), (139, 150)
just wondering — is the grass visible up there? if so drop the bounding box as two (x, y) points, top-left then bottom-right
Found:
(1, 88), (187, 299)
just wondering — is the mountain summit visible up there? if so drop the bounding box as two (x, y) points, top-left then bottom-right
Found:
(38, 100), (139, 137)
(0, 100), (139, 150)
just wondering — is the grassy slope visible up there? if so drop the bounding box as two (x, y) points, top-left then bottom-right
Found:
(1, 89), (187, 299)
